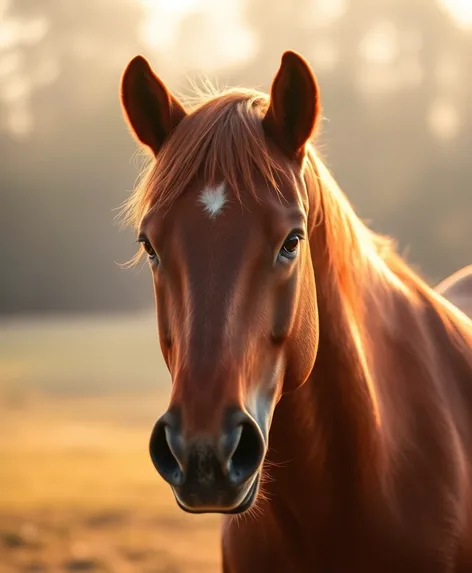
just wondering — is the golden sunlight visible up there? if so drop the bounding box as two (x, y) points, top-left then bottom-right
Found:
(134, 0), (256, 72)
(136, 0), (203, 50)
(438, 0), (472, 28)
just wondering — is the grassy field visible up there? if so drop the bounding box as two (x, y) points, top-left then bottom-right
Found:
(0, 315), (221, 572)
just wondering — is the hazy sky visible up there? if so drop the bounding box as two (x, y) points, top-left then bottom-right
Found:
(136, 0), (472, 64)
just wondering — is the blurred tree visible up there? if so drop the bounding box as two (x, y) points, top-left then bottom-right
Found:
(0, 0), (154, 313)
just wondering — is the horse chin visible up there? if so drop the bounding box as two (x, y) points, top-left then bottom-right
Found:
(173, 473), (260, 515)
(225, 473), (260, 515)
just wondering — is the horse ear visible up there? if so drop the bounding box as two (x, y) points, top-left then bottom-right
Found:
(262, 51), (320, 160)
(120, 55), (187, 155)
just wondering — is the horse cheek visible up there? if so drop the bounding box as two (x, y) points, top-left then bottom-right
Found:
(281, 273), (319, 393)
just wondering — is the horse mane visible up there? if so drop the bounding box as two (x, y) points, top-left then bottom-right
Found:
(119, 84), (472, 349)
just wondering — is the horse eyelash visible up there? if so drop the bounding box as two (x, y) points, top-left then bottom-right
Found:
(289, 227), (305, 238)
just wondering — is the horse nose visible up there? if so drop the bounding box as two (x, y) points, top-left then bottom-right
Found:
(149, 410), (185, 487)
(149, 408), (265, 488)
(221, 409), (265, 486)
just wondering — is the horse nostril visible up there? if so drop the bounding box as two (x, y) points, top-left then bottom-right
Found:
(149, 419), (184, 487)
(227, 421), (264, 486)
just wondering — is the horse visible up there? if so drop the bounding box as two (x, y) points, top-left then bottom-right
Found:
(436, 266), (472, 319)
(119, 50), (472, 572)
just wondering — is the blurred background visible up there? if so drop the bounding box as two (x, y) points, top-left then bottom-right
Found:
(0, 0), (471, 571)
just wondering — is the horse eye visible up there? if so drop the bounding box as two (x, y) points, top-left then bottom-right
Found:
(280, 234), (300, 259)
(140, 239), (158, 262)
